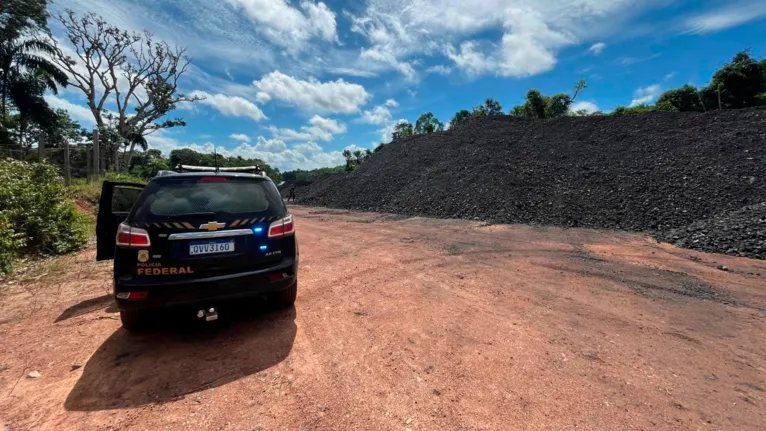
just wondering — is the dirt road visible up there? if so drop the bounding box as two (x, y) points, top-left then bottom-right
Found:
(1, 207), (765, 430)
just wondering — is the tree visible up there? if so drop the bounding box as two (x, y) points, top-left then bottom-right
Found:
(571, 79), (587, 101)
(655, 84), (704, 112)
(520, 90), (547, 118)
(472, 98), (503, 116)
(612, 104), (656, 116)
(0, 0), (67, 130)
(414, 112), (444, 134)
(1, 1), (48, 40)
(545, 93), (572, 118)
(700, 50), (766, 110)
(342, 149), (355, 171)
(510, 80), (587, 119)
(449, 109), (471, 127)
(51, 10), (203, 171)
(391, 121), (414, 141)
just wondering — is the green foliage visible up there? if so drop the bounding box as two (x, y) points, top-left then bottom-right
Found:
(0, 159), (89, 272)
(282, 166), (345, 182)
(472, 99), (503, 117)
(71, 172), (146, 208)
(449, 110), (472, 127)
(1, 1), (67, 131)
(1, 1), (49, 38)
(414, 112), (444, 134)
(508, 80), (589, 119)
(516, 90), (546, 118)
(129, 149), (169, 179)
(0, 213), (24, 274)
(342, 148), (373, 171)
(701, 50), (766, 110)
(546, 93), (573, 118)
(392, 121), (414, 141)
(656, 84), (705, 112)
(612, 104), (657, 116)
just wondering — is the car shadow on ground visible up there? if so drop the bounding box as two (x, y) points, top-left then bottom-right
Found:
(64, 301), (297, 411)
(55, 294), (118, 322)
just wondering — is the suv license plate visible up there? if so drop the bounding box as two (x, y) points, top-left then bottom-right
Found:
(189, 240), (235, 255)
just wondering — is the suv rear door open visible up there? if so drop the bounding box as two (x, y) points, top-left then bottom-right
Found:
(96, 181), (146, 261)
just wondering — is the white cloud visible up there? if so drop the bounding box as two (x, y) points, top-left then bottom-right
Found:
(190, 91), (267, 121)
(255, 92), (272, 104)
(588, 42), (606, 55)
(630, 84), (662, 107)
(444, 20), (563, 78)
(217, 140), (346, 171)
(377, 118), (409, 143)
(426, 65), (452, 75)
(343, 144), (369, 154)
(684, 2), (766, 34)
(359, 105), (393, 126)
(328, 67), (378, 78)
(348, 0), (646, 79)
(359, 47), (417, 81)
(253, 136), (288, 153)
(569, 101), (600, 114)
(43, 95), (95, 127)
(253, 71), (370, 114)
(445, 41), (495, 77)
(294, 141), (323, 154)
(269, 115), (347, 142)
(357, 100), (402, 141)
(224, 0), (337, 49)
(145, 131), (345, 171)
(229, 133), (251, 143)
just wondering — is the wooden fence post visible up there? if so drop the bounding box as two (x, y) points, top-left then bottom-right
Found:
(93, 128), (100, 179)
(38, 134), (46, 161)
(64, 140), (71, 186)
(86, 144), (92, 182)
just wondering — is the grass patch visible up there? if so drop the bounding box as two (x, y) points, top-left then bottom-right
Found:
(70, 172), (146, 206)
(447, 242), (477, 255)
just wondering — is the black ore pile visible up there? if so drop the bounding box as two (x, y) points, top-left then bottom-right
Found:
(294, 108), (766, 259)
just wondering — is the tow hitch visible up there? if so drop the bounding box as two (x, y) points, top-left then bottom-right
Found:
(197, 307), (218, 322)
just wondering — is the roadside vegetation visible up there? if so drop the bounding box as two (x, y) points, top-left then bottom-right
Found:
(0, 1), (285, 273)
(0, 159), (89, 273)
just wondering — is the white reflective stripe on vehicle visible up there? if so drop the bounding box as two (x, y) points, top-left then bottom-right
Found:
(167, 229), (254, 240)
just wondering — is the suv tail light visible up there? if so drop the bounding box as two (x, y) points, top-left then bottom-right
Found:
(116, 222), (151, 247)
(268, 214), (295, 238)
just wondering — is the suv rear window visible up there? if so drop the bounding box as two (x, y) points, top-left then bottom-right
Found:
(131, 177), (284, 221)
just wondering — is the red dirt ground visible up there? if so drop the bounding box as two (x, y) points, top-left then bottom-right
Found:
(1, 207), (765, 430)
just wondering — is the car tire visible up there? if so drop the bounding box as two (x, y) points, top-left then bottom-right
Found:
(120, 310), (148, 332)
(271, 281), (297, 309)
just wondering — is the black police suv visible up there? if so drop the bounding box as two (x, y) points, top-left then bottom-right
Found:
(95, 166), (298, 331)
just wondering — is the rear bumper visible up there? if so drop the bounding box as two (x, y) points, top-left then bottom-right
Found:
(114, 258), (297, 311)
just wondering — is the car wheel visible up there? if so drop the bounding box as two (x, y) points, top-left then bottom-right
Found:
(271, 281), (297, 309)
(120, 310), (148, 332)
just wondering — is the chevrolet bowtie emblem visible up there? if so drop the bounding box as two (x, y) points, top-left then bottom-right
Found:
(200, 221), (226, 231)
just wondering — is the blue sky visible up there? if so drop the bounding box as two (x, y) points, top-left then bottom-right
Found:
(46, 0), (766, 171)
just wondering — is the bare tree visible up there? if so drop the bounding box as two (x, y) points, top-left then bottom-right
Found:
(50, 10), (203, 171)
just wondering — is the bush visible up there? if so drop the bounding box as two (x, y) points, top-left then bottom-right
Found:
(0, 158), (90, 272)
(0, 214), (25, 273)
(71, 171), (146, 206)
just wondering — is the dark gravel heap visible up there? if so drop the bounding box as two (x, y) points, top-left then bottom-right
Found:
(294, 108), (766, 259)
(656, 202), (766, 259)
